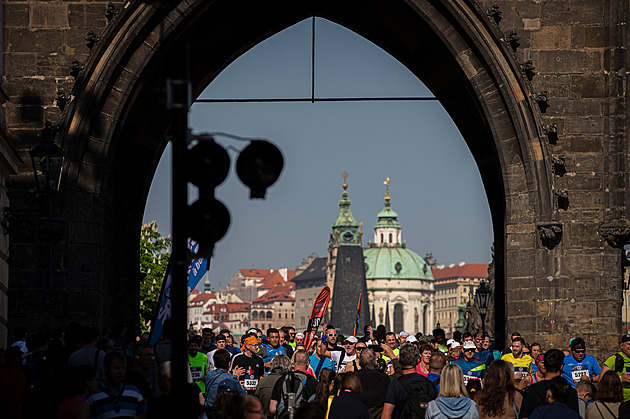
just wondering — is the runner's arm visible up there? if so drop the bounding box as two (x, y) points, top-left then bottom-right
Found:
(381, 403), (394, 419)
(269, 400), (278, 415)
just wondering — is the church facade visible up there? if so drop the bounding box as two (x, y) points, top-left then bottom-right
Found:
(363, 182), (435, 335)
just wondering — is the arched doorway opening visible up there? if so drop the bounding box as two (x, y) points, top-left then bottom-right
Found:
(56, 0), (554, 347)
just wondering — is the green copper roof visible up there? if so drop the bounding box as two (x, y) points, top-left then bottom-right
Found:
(330, 176), (362, 247)
(374, 199), (401, 229)
(364, 247), (434, 280)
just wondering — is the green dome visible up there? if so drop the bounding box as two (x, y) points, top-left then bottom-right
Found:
(364, 247), (434, 280)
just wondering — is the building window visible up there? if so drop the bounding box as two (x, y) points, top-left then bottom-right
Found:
(301, 316), (305, 325)
(252, 311), (258, 319)
(291, 313), (294, 319)
(267, 311), (273, 319)
(389, 233), (392, 243)
(278, 312), (282, 319)
(285, 313), (288, 318)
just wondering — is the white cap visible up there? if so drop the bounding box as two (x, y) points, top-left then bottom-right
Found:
(343, 336), (358, 344)
(450, 341), (462, 349)
(463, 340), (477, 350)
(406, 336), (418, 343)
(447, 339), (455, 346)
(399, 331), (410, 338)
(295, 332), (305, 339)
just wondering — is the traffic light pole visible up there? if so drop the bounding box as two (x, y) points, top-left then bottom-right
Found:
(168, 37), (192, 416)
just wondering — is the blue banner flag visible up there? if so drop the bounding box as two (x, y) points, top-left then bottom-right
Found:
(149, 239), (210, 346)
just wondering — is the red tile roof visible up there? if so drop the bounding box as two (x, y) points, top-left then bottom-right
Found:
(431, 263), (489, 280)
(239, 268), (271, 278)
(252, 282), (295, 304)
(203, 302), (251, 315)
(189, 292), (217, 306)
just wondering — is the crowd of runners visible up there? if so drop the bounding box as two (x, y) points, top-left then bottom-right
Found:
(2, 321), (630, 419)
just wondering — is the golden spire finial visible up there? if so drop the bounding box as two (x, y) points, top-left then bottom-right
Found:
(383, 177), (391, 200)
(342, 171), (348, 190)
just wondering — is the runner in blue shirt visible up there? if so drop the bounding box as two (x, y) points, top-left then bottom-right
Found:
(562, 337), (601, 387)
(452, 340), (486, 385)
(262, 328), (285, 368)
(309, 337), (336, 378)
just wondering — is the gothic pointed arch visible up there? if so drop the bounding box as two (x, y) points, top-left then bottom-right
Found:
(55, 0), (553, 344)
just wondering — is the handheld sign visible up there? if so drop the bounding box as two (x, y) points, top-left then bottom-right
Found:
(304, 286), (331, 352)
(353, 293), (363, 337)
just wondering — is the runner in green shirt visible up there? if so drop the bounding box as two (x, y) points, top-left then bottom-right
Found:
(600, 334), (630, 401)
(188, 335), (209, 393)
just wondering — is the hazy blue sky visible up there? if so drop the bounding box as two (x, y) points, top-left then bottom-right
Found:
(143, 18), (493, 290)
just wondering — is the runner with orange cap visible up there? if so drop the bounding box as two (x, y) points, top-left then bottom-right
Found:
(229, 335), (265, 394)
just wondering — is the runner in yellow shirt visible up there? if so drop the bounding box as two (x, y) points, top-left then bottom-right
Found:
(501, 336), (532, 385)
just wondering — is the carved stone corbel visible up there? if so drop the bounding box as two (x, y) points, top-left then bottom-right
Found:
(533, 91), (549, 113)
(543, 123), (558, 144)
(536, 222), (563, 250)
(599, 223), (630, 248)
(508, 31), (520, 52)
(554, 189), (569, 210)
(522, 60), (536, 81)
(487, 4), (502, 25)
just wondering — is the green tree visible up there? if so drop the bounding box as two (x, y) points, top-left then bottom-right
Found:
(139, 221), (171, 333)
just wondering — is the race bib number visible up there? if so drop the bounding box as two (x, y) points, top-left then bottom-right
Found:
(190, 366), (202, 381)
(244, 378), (258, 391)
(463, 374), (479, 385)
(514, 366), (527, 380)
(571, 365), (589, 383)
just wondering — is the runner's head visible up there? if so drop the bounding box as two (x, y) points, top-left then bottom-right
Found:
(267, 328), (280, 347)
(295, 332), (305, 346)
(543, 349), (565, 374)
(420, 344), (433, 364)
(270, 354), (292, 373)
(595, 371), (623, 403)
(242, 336), (259, 356)
(429, 352), (447, 374)
(202, 328), (213, 345)
(215, 333), (227, 349)
(188, 335), (202, 356)
(104, 351), (127, 384)
(482, 359), (514, 389)
(547, 376), (573, 404)
(570, 337), (586, 362)
(433, 328), (446, 344)
(535, 354), (546, 374)
(473, 330), (484, 350)
(482, 335), (491, 350)
(213, 349), (231, 370)
(399, 344), (420, 369)
(325, 325), (337, 346)
(343, 336), (358, 355)
(399, 331), (409, 344)
(287, 327), (296, 343)
(511, 337), (525, 357)
(620, 334), (630, 357)
(292, 349), (309, 372)
(385, 332), (398, 349)
(462, 340), (476, 361)
(531, 342), (541, 359)
(359, 348), (376, 370)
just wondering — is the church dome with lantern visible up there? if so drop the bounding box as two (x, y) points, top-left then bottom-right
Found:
(363, 178), (435, 334)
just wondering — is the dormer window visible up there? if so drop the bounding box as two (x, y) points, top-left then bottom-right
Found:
(389, 233), (392, 243)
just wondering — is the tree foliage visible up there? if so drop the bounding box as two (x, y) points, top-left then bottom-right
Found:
(139, 221), (171, 333)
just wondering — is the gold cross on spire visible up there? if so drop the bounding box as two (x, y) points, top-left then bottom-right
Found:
(342, 171), (348, 190)
(384, 177), (391, 200)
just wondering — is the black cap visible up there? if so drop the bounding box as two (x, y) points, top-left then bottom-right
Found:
(189, 335), (202, 345)
(215, 334), (227, 342)
(570, 337), (585, 350)
(621, 335), (630, 343)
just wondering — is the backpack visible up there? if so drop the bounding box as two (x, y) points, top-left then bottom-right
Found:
(399, 374), (437, 419)
(277, 371), (309, 419)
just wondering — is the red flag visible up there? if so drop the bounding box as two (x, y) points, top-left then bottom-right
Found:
(304, 286), (331, 352)
(353, 293), (363, 337)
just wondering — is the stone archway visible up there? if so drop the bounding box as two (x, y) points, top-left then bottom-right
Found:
(12, 0), (614, 350)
